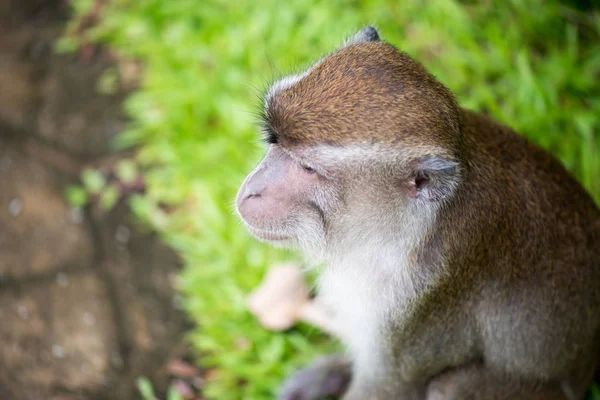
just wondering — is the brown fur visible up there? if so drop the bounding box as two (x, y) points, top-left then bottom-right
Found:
(265, 42), (461, 154)
(375, 109), (600, 399)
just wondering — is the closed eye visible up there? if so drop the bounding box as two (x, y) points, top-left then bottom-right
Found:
(299, 159), (315, 173)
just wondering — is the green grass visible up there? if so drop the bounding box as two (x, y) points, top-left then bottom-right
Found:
(60, 0), (600, 398)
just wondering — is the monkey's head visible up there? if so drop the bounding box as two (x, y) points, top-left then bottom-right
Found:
(236, 27), (463, 260)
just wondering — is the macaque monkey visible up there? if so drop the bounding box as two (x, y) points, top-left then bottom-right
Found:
(236, 27), (600, 400)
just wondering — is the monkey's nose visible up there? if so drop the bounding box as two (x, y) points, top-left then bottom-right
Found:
(244, 192), (261, 200)
(237, 193), (265, 226)
(237, 182), (263, 214)
(242, 185), (262, 200)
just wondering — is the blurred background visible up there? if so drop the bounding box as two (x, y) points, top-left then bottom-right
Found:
(0, 0), (599, 399)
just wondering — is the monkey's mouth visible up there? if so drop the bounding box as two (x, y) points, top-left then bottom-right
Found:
(244, 224), (291, 242)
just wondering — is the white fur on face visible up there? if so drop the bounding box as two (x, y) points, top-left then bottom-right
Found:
(317, 198), (439, 380)
(286, 142), (443, 378)
(287, 143), (447, 379)
(300, 143), (454, 173)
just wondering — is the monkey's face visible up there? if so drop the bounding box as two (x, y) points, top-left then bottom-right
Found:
(237, 28), (463, 258)
(236, 144), (338, 253)
(235, 142), (425, 259)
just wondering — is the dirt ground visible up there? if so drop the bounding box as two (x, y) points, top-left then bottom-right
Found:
(0, 1), (190, 399)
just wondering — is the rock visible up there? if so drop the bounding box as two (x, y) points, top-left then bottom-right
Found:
(0, 146), (94, 280)
(0, 0), (65, 136)
(36, 55), (128, 157)
(93, 204), (189, 399)
(0, 146), (190, 400)
(0, 272), (117, 399)
(0, 0), (127, 157)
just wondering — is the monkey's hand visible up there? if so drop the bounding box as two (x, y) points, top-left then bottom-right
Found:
(279, 355), (352, 400)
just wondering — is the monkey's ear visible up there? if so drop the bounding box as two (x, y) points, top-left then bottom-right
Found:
(407, 156), (461, 202)
(343, 26), (381, 47)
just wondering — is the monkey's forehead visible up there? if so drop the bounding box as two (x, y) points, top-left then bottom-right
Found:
(262, 43), (461, 149)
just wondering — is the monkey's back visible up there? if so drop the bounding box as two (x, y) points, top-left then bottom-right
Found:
(443, 109), (600, 384)
(460, 109), (600, 265)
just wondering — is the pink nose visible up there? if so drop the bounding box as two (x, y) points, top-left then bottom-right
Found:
(237, 182), (264, 219)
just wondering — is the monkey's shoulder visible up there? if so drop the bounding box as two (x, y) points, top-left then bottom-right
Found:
(460, 109), (600, 222)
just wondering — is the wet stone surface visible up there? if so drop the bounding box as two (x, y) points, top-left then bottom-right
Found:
(0, 146), (94, 280)
(0, 1), (190, 399)
(0, 272), (116, 399)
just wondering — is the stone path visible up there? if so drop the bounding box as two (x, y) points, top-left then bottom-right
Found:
(0, 1), (189, 399)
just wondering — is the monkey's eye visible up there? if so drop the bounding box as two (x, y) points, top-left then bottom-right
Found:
(299, 160), (315, 173)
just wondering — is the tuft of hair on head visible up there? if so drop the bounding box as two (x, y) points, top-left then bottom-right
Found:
(343, 26), (381, 48)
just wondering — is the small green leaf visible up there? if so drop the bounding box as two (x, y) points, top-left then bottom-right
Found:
(116, 160), (139, 185)
(167, 386), (184, 400)
(588, 383), (600, 400)
(99, 184), (119, 210)
(54, 37), (79, 54)
(97, 68), (119, 95)
(65, 185), (89, 207)
(81, 169), (106, 194)
(136, 377), (155, 400)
